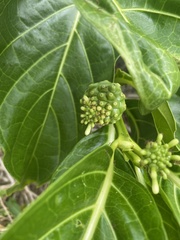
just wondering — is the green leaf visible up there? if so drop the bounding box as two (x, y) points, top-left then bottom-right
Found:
(109, 169), (167, 240)
(168, 94), (180, 142)
(0, 136), (167, 240)
(126, 99), (157, 147)
(119, 0), (180, 59)
(0, 145), (113, 240)
(52, 125), (116, 181)
(114, 148), (136, 178)
(160, 178), (180, 226)
(5, 198), (21, 218)
(152, 101), (179, 146)
(74, 0), (180, 111)
(0, 1), (115, 184)
(153, 193), (180, 240)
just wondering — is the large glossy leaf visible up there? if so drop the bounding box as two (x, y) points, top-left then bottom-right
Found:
(160, 178), (180, 226)
(153, 193), (180, 240)
(74, 0), (180, 111)
(152, 101), (179, 147)
(0, 1), (115, 183)
(1, 133), (167, 240)
(82, 0), (180, 59)
(118, 0), (180, 59)
(52, 125), (116, 181)
(169, 94), (180, 141)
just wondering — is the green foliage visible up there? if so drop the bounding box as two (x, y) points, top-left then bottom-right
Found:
(74, 0), (180, 110)
(0, 0), (180, 239)
(0, 0), (114, 184)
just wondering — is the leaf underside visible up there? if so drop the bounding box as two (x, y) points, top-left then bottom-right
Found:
(74, 0), (180, 110)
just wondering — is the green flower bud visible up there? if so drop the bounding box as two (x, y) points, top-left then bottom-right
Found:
(80, 80), (126, 135)
(140, 134), (180, 194)
(150, 165), (159, 194)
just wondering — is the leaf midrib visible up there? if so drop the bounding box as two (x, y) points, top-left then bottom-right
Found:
(0, 4), (74, 56)
(22, 11), (81, 181)
(81, 154), (114, 240)
(122, 8), (180, 20)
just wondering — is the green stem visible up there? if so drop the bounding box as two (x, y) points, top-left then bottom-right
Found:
(115, 118), (143, 156)
(115, 117), (129, 137)
(111, 118), (131, 151)
(125, 151), (141, 167)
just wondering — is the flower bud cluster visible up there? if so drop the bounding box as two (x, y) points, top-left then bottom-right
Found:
(140, 134), (180, 194)
(80, 80), (126, 135)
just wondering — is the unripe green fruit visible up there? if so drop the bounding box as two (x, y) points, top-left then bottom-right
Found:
(80, 80), (126, 135)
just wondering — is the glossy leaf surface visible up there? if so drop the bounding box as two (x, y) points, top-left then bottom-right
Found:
(74, 0), (180, 110)
(152, 102), (178, 145)
(1, 133), (167, 240)
(160, 179), (180, 226)
(119, 0), (180, 59)
(153, 193), (180, 240)
(0, 1), (114, 183)
(169, 94), (180, 141)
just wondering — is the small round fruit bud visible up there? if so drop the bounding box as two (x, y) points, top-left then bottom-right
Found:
(80, 80), (126, 135)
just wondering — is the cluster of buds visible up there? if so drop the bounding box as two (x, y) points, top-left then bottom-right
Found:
(80, 80), (126, 135)
(140, 134), (180, 194)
